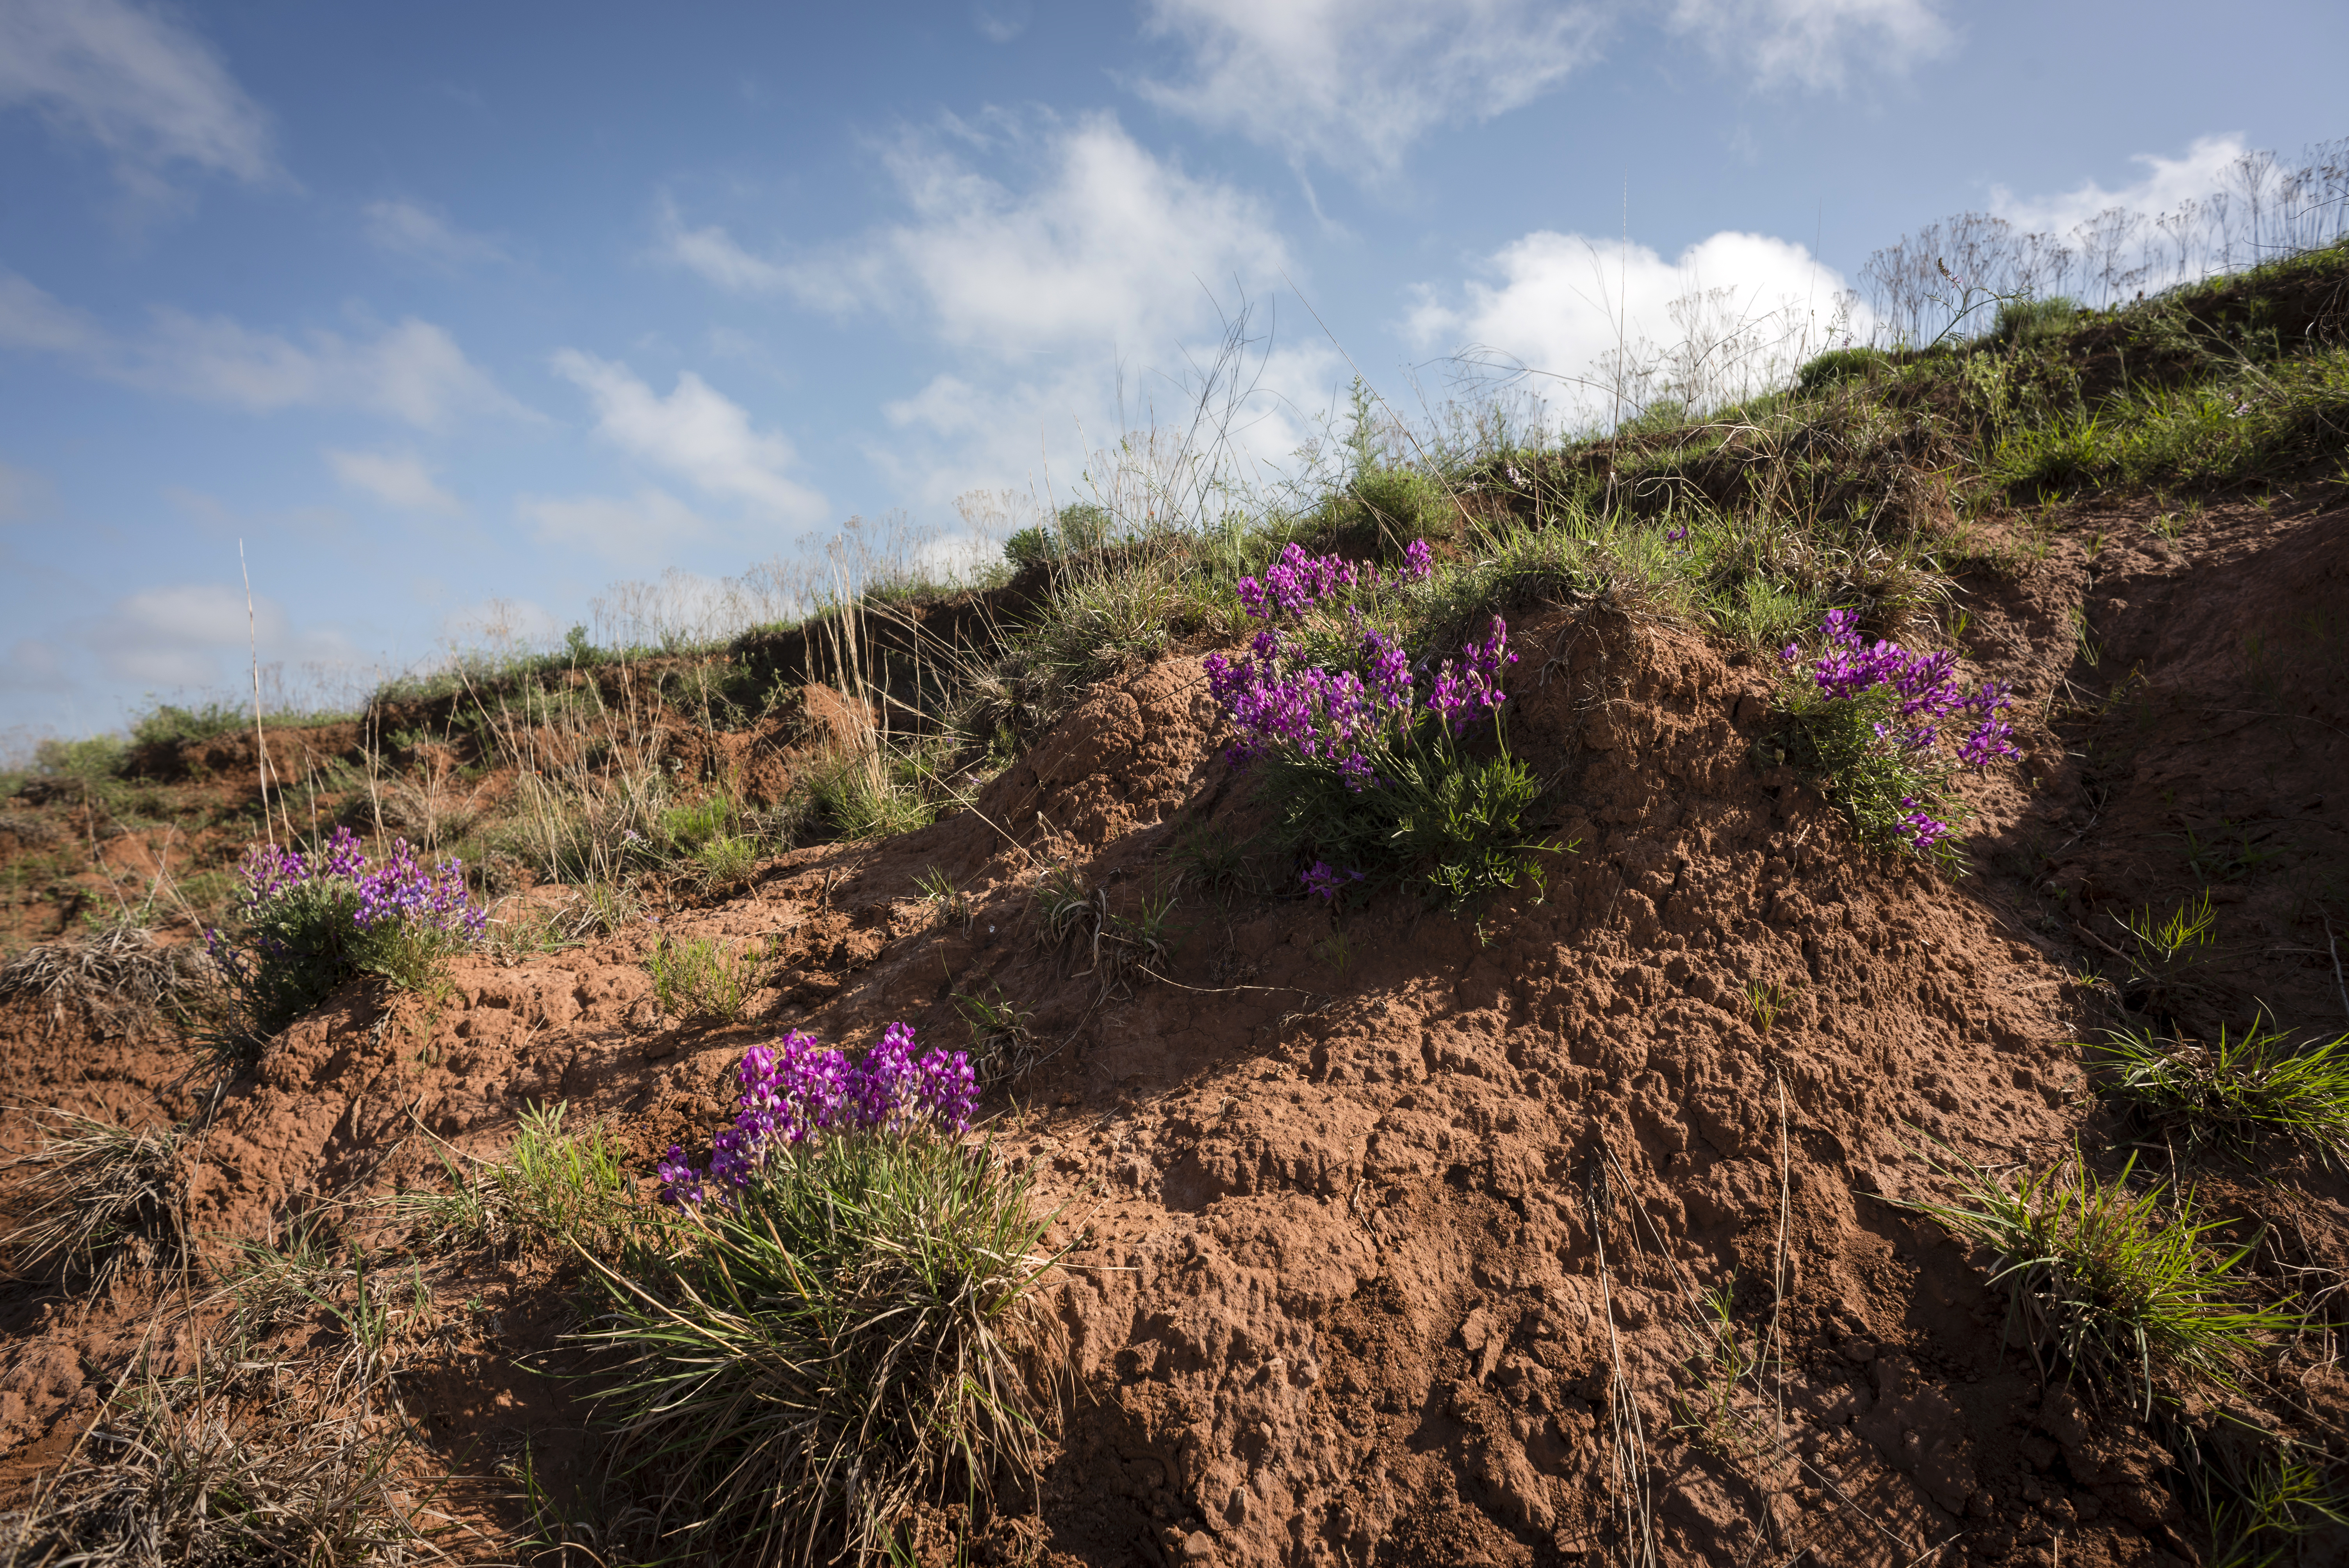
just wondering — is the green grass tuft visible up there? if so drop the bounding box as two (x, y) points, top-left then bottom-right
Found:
(399, 1101), (637, 1258)
(1905, 1149), (2290, 1413)
(579, 1131), (1058, 1566)
(643, 933), (765, 1025)
(2094, 1021), (2349, 1164)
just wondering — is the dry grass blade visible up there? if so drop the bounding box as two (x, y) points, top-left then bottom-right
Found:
(0, 1343), (455, 1568)
(0, 1115), (189, 1286)
(0, 924), (220, 1029)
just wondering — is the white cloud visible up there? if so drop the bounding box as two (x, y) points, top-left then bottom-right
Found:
(550, 350), (828, 523)
(0, 0), (281, 196)
(1410, 229), (1864, 423)
(324, 449), (460, 514)
(665, 116), (1291, 362)
(517, 488), (710, 569)
(82, 581), (355, 689)
(973, 0), (1032, 42)
(659, 200), (795, 293)
(0, 269), (103, 355)
(361, 198), (508, 270)
(0, 637), (64, 694)
(1138, 0), (1957, 174)
(788, 113), (1293, 361)
(0, 269), (533, 427)
(1989, 134), (2250, 237)
(1665, 0), (1953, 91)
(1137, 0), (1609, 177)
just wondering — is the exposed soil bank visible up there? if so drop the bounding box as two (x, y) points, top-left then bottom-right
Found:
(4, 490), (2347, 1566)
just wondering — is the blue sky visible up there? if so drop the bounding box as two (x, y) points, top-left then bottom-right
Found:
(2, 0), (2342, 746)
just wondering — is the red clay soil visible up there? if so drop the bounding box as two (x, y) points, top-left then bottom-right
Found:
(4, 490), (2349, 1566)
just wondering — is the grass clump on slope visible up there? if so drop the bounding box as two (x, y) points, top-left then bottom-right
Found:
(570, 1025), (1057, 1566)
(1906, 1149), (2290, 1416)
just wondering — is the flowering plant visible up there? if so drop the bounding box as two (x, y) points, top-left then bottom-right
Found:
(659, 1023), (977, 1207)
(1774, 609), (2020, 858)
(206, 825), (488, 1035)
(1200, 540), (1559, 907)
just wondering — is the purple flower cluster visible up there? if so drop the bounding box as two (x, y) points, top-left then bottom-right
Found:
(233, 826), (370, 911)
(353, 838), (488, 940)
(1234, 540), (1435, 622)
(1428, 617), (1517, 738)
(1300, 861), (1364, 902)
(659, 1023), (978, 1207)
(227, 825), (486, 941)
(1781, 609), (2019, 850)
(1203, 625), (1413, 783)
(1203, 613), (1518, 787)
(1786, 609), (2017, 764)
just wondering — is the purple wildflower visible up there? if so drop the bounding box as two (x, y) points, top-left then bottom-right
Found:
(353, 838), (487, 940)
(661, 1022), (980, 1207)
(1785, 610), (2025, 857)
(1429, 616), (1516, 738)
(1300, 861), (1363, 902)
(1237, 543), (1362, 620)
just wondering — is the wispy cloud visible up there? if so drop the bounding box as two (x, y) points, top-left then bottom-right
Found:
(724, 112), (1292, 360)
(324, 449), (462, 514)
(658, 199), (796, 293)
(0, 0), (283, 200)
(1989, 133), (2251, 235)
(1136, 0), (1609, 179)
(0, 270), (535, 428)
(1665, 0), (1953, 91)
(81, 581), (358, 689)
(361, 198), (510, 271)
(0, 460), (54, 525)
(972, 0), (1034, 43)
(550, 351), (829, 524)
(515, 488), (710, 569)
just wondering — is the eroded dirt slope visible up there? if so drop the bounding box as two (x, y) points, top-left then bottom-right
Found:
(4, 492), (2348, 1567)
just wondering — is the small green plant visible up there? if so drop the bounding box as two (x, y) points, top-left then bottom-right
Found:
(2119, 891), (2217, 968)
(803, 746), (934, 841)
(1310, 925), (1354, 975)
(952, 985), (1036, 1083)
(1745, 980), (1793, 1035)
(915, 865), (970, 928)
(659, 793), (734, 854)
(2176, 821), (2280, 885)
(1794, 345), (1888, 394)
(569, 878), (642, 937)
(1171, 823), (1268, 902)
(643, 932), (764, 1024)
(2191, 1442), (2349, 1568)
(1101, 883), (1177, 984)
(399, 1102), (637, 1258)
(1670, 1284), (1761, 1456)
(1904, 1148), (2289, 1413)
(582, 1131), (1059, 1565)
(1031, 863), (1097, 952)
(2094, 1021), (2349, 1163)
(690, 833), (760, 889)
